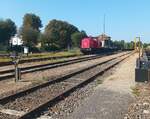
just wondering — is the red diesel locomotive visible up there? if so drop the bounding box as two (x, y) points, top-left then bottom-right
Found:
(80, 34), (115, 54)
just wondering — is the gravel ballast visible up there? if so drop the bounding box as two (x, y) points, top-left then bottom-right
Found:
(125, 83), (150, 119)
(0, 53), (130, 119)
(66, 53), (137, 119)
(36, 53), (137, 119)
(0, 52), (127, 96)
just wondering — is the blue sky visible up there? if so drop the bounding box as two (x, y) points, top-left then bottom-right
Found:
(0, 0), (150, 43)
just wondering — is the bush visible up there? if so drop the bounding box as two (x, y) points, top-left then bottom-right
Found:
(0, 43), (9, 52)
(41, 44), (60, 52)
(29, 47), (41, 53)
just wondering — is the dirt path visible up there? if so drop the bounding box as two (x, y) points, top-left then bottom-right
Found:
(67, 53), (137, 119)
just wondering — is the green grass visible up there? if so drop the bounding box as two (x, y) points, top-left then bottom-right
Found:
(109, 77), (115, 80)
(0, 57), (11, 62)
(0, 51), (7, 54)
(131, 86), (140, 96)
(96, 79), (103, 85)
(0, 50), (82, 63)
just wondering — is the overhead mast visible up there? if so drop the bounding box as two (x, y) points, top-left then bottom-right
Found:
(102, 14), (106, 41)
(103, 14), (106, 35)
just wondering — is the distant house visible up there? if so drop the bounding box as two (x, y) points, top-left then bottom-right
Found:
(36, 42), (42, 48)
(97, 34), (112, 48)
(97, 34), (111, 41)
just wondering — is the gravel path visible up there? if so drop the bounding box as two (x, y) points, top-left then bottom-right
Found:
(66, 53), (137, 119)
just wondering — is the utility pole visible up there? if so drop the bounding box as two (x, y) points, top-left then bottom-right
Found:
(102, 14), (106, 47)
(134, 37), (137, 50)
(136, 37), (141, 60)
(103, 14), (106, 35)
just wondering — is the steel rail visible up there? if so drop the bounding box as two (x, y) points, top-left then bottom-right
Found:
(0, 52), (131, 105)
(0, 52), (117, 81)
(0, 54), (83, 67)
(18, 51), (134, 119)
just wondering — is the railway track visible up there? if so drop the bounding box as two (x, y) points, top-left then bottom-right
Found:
(0, 52), (117, 81)
(0, 51), (134, 119)
(0, 54), (9, 57)
(0, 54), (83, 67)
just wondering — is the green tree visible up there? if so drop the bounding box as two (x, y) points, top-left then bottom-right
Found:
(113, 40), (135, 50)
(21, 13), (42, 49)
(143, 43), (150, 48)
(0, 19), (16, 45)
(129, 41), (134, 49)
(136, 41), (143, 49)
(113, 40), (125, 49)
(43, 19), (79, 51)
(113, 40), (122, 49)
(41, 30), (60, 51)
(71, 31), (87, 47)
(21, 27), (39, 47)
(23, 13), (42, 31)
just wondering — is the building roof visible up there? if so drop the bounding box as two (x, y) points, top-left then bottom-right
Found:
(97, 33), (111, 41)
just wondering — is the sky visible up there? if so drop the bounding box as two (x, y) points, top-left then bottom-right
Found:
(0, 0), (150, 43)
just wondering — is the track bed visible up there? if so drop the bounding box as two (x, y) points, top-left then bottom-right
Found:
(0, 51), (134, 119)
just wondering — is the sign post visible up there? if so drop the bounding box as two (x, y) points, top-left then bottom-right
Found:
(10, 35), (23, 82)
(136, 37), (141, 60)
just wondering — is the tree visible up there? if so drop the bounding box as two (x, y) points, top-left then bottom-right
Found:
(42, 19), (79, 50)
(21, 13), (42, 49)
(41, 29), (60, 51)
(21, 27), (39, 47)
(113, 40), (135, 50)
(120, 40), (125, 49)
(23, 13), (42, 31)
(0, 19), (17, 45)
(143, 43), (150, 48)
(136, 41), (143, 49)
(129, 41), (134, 49)
(71, 31), (87, 47)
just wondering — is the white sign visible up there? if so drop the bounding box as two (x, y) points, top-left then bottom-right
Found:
(11, 36), (23, 46)
(24, 47), (29, 54)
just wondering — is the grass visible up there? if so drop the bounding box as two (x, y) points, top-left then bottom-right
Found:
(0, 57), (11, 62)
(0, 49), (82, 63)
(109, 77), (115, 80)
(131, 86), (140, 96)
(31, 76), (49, 85)
(0, 51), (7, 54)
(96, 79), (103, 85)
